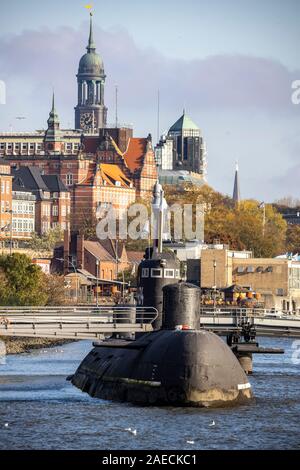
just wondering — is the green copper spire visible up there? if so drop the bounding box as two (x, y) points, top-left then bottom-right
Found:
(87, 12), (96, 52)
(47, 91), (60, 128)
(51, 91), (56, 114)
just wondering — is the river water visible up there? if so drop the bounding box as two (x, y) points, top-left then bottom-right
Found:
(0, 337), (299, 450)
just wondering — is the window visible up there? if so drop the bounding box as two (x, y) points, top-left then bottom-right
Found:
(29, 144), (34, 150)
(43, 205), (50, 216)
(175, 269), (180, 278)
(61, 205), (66, 217)
(256, 266), (263, 273)
(22, 144), (27, 150)
(237, 266), (244, 273)
(66, 174), (73, 185)
(151, 268), (162, 278)
(52, 205), (58, 216)
(7, 143), (12, 150)
(66, 144), (72, 151)
(1, 181), (5, 193)
(164, 269), (174, 278)
(277, 288), (284, 296)
(142, 268), (149, 278)
(246, 266), (254, 273)
(266, 266), (273, 273)
(0, 143), (4, 151)
(6, 181), (10, 194)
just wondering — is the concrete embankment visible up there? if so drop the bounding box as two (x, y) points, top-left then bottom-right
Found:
(0, 337), (75, 355)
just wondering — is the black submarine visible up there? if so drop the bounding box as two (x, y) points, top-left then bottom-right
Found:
(70, 182), (254, 407)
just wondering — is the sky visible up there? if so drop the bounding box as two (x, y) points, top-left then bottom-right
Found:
(0, 0), (299, 201)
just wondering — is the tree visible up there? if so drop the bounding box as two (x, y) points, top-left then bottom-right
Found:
(286, 225), (300, 254)
(0, 253), (48, 305)
(164, 184), (287, 257)
(27, 226), (64, 252)
(43, 274), (67, 305)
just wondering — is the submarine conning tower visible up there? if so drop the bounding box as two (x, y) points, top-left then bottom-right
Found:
(138, 252), (181, 330)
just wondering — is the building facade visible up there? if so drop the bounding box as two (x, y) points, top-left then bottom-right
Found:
(0, 164), (12, 242)
(199, 247), (300, 312)
(12, 166), (70, 234)
(0, 14), (157, 233)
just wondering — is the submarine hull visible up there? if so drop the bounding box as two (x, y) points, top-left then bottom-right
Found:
(71, 329), (252, 407)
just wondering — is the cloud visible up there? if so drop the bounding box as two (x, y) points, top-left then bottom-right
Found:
(0, 22), (300, 201)
(0, 22), (299, 118)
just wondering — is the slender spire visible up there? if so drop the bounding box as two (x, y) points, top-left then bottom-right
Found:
(51, 91), (56, 114)
(233, 160), (241, 203)
(47, 91), (59, 128)
(87, 12), (96, 52)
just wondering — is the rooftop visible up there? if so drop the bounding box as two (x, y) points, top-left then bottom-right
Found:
(169, 111), (200, 133)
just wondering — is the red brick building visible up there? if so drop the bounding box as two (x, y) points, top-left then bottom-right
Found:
(0, 14), (157, 232)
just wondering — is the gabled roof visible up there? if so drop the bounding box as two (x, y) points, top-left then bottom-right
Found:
(99, 163), (132, 188)
(84, 240), (115, 262)
(98, 239), (127, 261)
(169, 112), (199, 132)
(127, 251), (144, 264)
(12, 166), (67, 198)
(42, 174), (69, 193)
(123, 138), (147, 172)
(12, 167), (48, 200)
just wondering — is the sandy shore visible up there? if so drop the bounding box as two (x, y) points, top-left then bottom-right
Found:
(0, 337), (75, 355)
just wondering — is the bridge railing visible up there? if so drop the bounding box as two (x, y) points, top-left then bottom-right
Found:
(0, 306), (158, 339)
(199, 306), (300, 319)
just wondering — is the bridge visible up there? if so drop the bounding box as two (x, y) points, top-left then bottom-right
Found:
(0, 306), (157, 340)
(1, 306), (300, 340)
(199, 307), (300, 337)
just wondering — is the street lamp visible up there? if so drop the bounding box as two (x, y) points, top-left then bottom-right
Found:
(96, 259), (99, 307)
(213, 259), (217, 311)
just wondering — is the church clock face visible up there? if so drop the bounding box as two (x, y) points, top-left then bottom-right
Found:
(80, 112), (94, 130)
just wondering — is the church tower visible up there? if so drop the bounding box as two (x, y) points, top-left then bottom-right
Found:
(44, 93), (63, 153)
(75, 13), (107, 132)
(233, 162), (241, 204)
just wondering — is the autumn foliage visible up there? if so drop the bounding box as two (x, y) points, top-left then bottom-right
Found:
(164, 184), (287, 258)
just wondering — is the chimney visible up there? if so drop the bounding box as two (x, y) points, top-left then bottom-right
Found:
(76, 234), (84, 270)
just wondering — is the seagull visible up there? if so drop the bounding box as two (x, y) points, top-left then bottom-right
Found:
(186, 440), (194, 444)
(125, 427), (137, 436)
(4, 423), (8, 427)
(209, 420), (215, 426)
